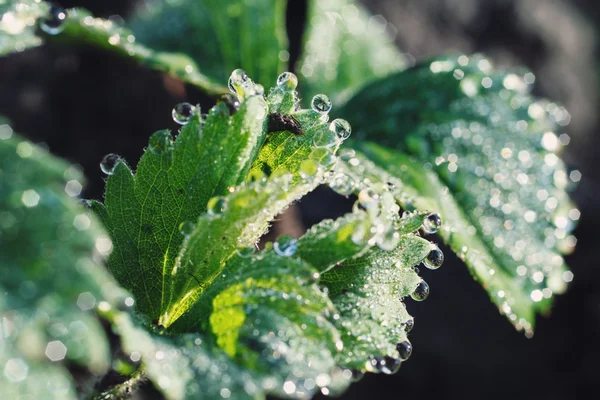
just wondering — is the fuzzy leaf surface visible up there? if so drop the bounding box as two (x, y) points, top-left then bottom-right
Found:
(0, 126), (130, 398)
(297, 0), (407, 105)
(339, 55), (577, 332)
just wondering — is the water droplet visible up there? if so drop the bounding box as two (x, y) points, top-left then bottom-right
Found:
(179, 221), (196, 235)
(311, 94), (332, 114)
(422, 212), (442, 234)
(365, 356), (399, 374)
(396, 340), (412, 361)
(382, 357), (402, 375)
(403, 318), (414, 333)
(207, 196), (227, 216)
(350, 370), (364, 382)
(423, 247), (444, 270)
(100, 154), (120, 175)
(299, 159), (319, 179)
(329, 119), (351, 141)
(411, 281), (430, 301)
(40, 5), (67, 35)
(276, 72), (298, 90)
(273, 234), (298, 257)
(228, 69), (249, 93)
(236, 246), (256, 258)
(172, 102), (196, 125)
(149, 130), (172, 154)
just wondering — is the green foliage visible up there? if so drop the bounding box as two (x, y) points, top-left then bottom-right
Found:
(297, 0), (407, 104)
(130, 0), (288, 87)
(338, 55), (577, 332)
(0, 0), (579, 399)
(0, 124), (130, 398)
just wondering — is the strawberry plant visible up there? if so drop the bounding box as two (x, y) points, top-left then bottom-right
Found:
(0, 1), (579, 399)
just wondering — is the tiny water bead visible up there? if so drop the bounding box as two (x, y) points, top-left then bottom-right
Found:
(100, 154), (120, 175)
(358, 189), (379, 209)
(423, 247), (444, 270)
(276, 72), (298, 91)
(411, 280), (430, 301)
(396, 340), (412, 361)
(273, 235), (298, 257)
(403, 318), (414, 333)
(207, 196), (227, 216)
(40, 5), (67, 35)
(311, 94), (332, 114)
(422, 212), (442, 234)
(329, 119), (351, 141)
(172, 102), (197, 125)
(228, 69), (249, 93)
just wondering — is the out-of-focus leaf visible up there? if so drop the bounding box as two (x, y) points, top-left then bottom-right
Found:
(0, 1), (227, 95)
(0, 123), (130, 398)
(297, 0), (407, 105)
(339, 55), (578, 333)
(130, 0), (288, 87)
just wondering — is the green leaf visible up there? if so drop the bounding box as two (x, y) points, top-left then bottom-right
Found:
(293, 203), (432, 371)
(322, 239), (427, 371)
(130, 0), (288, 88)
(339, 55), (578, 333)
(0, 1), (227, 96)
(97, 73), (341, 328)
(110, 314), (261, 400)
(166, 250), (348, 398)
(297, 0), (407, 105)
(95, 91), (268, 323)
(0, 125), (131, 398)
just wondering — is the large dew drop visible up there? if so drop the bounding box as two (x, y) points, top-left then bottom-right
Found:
(207, 196), (227, 216)
(329, 118), (351, 141)
(40, 5), (67, 35)
(228, 69), (249, 93)
(311, 94), (332, 114)
(422, 212), (442, 234)
(149, 130), (172, 154)
(273, 235), (298, 257)
(423, 247), (444, 270)
(329, 173), (355, 196)
(236, 246), (256, 258)
(411, 280), (430, 301)
(100, 154), (120, 175)
(172, 102), (196, 125)
(276, 72), (298, 91)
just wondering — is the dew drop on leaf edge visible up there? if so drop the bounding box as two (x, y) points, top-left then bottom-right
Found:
(179, 221), (196, 236)
(411, 280), (430, 301)
(423, 247), (444, 270)
(172, 102), (196, 125)
(228, 68), (249, 93)
(276, 72), (298, 91)
(329, 118), (351, 141)
(422, 212), (442, 234)
(311, 94), (332, 114)
(40, 5), (67, 35)
(100, 154), (120, 175)
(273, 235), (298, 257)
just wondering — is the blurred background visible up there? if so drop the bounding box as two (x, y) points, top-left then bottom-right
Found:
(0, 0), (598, 399)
